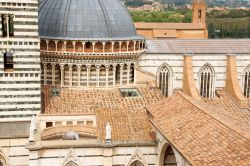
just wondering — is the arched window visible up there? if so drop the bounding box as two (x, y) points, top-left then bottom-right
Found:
(164, 146), (177, 166)
(199, 65), (215, 98)
(158, 65), (172, 97)
(242, 65), (250, 98)
(0, 154), (7, 166)
(129, 161), (144, 166)
(65, 161), (78, 166)
(4, 52), (14, 71)
(158, 143), (177, 166)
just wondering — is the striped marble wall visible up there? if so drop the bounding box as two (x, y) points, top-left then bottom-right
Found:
(0, 0), (41, 120)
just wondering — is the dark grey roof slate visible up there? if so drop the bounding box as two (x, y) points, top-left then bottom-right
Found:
(39, 0), (140, 40)
(146, 39), (250, 54)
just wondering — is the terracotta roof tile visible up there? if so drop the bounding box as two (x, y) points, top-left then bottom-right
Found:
(42, 85), (164, 142)
(147, 90), (250, 166)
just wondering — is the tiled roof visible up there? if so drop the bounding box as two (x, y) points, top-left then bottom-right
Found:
(42, 85), (164, 141)
(146, 39), (250, 54)
(147, 90), (250, 166)
(134, 22), (205, 30)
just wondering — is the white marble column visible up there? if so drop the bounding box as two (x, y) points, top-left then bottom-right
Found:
(119, 42), (122, 53)
(133, 41), (136, 52)
(43, 63), (47, 85)
(86, 64), (91, 87)
(105, 64), (110, 87)
(92, 42), (96, 53)
(46, 40), (49, 51)
(77, 64), (82, 87)
(113, 64), (117, 86)
(111, 42), (114, 53)
(126, 41), (129, 52)
(134, 62), (137, 84)
(55, 41), (58, 51)
(96, 65), (100, 87)
(51, 63), (56, 85)
(102, 42), (105, 54)
(120, 63), (124, 86)
(69, 64), (73, 87)
(82, 42), (85, 53)
(73, 41), (76, 52)
(127, 63), (131, 85)
(60, 64), (64, 86)
(63, 41), (67, 52)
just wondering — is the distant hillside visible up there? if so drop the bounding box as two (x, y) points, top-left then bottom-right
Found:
(123, 0), (250, 8)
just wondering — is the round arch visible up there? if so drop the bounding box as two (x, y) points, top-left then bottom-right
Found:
(158, 142), (177, 166)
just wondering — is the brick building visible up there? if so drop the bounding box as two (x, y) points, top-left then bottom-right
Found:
(134, 0), (208, 39)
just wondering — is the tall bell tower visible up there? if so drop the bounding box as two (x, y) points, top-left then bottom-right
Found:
(192, 0), (206, 24)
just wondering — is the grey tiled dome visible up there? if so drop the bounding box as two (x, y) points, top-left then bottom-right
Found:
(39, 0), (140, 40)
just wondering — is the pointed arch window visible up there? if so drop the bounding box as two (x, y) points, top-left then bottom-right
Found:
(129, 161), (144, 166)
(65, 161), (78, 166)
(158, 65), (172, 97)
(199, 65), (215, 98)
(242, 66), (250, 98)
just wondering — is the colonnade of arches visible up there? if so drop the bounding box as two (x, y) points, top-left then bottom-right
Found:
(42, 62), (136, 87)
(40, 40), (146, 53)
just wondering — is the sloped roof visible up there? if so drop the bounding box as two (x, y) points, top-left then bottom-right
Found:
(147, 90), (250, 166)
(42, 85), (164, 142)
(134, 22), (205, 30)
(146, 39), (250, 54)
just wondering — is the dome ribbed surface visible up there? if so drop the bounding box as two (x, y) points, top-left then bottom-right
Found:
(39, 0), (139, 40)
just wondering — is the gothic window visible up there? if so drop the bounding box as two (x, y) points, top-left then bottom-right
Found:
(65, 161), (78, 166)
(1, 14), (14, 37)
(242, 66), (250, 98)
(0, 154), (7, 166)
(158, 65), (171, 97)
(9, 14), (14, 37)
(199, 65), (215, 98)
(1, 14), (8, 37)
(4, 52), (14, 70)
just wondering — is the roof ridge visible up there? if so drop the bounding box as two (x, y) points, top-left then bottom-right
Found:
(177, 91), (250, 141)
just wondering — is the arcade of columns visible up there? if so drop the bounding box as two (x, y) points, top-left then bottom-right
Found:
(41, 39), (145, 87)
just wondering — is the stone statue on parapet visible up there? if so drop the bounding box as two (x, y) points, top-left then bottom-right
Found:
(29, 115), (37, 142)
(105, 122), (112, 144)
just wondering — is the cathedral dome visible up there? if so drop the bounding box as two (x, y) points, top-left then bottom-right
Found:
(38, 0), (140, 40)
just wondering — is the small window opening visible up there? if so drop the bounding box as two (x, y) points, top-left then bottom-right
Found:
(4, 52), (14, 71)
(120, 88), (141, 98)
